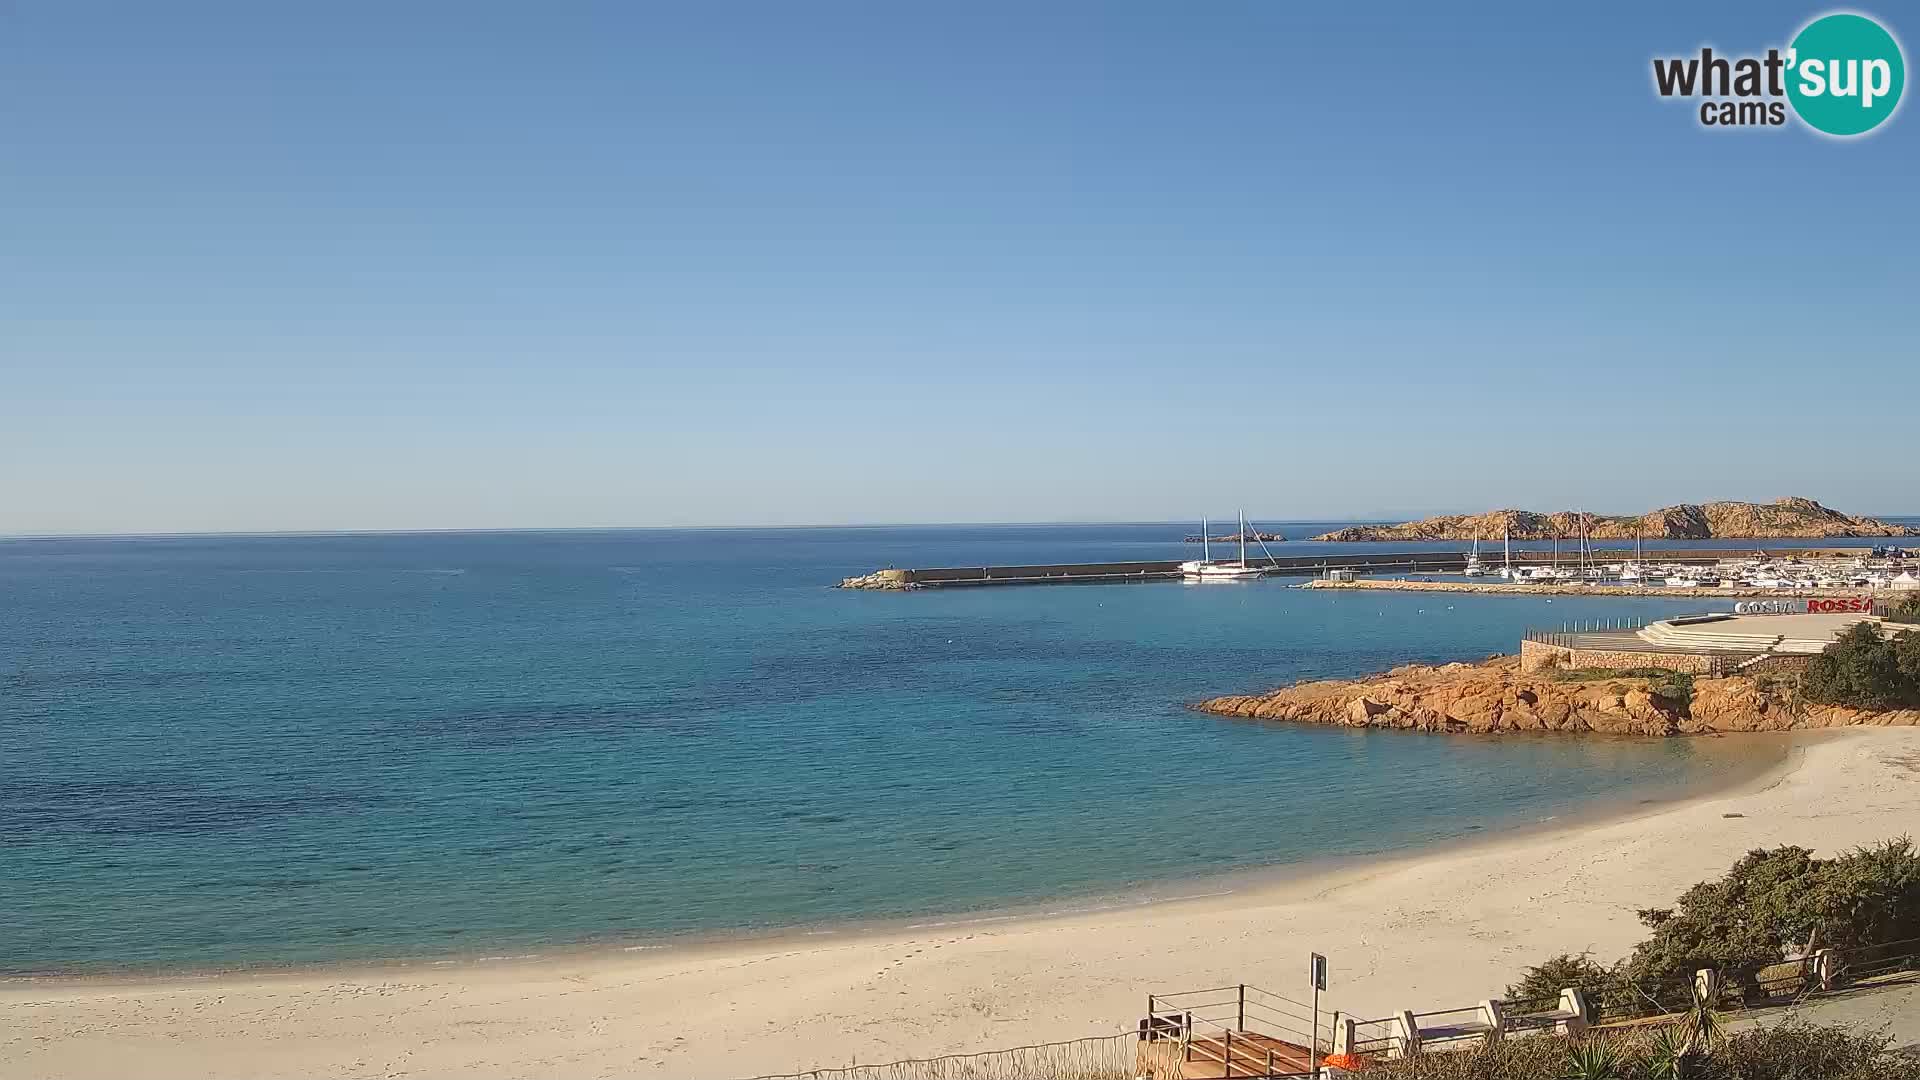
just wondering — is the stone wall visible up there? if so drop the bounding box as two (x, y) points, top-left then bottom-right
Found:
(1519, 638), (1723, 674)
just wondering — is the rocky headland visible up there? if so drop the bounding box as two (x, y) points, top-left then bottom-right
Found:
(1312, 497), (1916, 542)
(1193, 656), (1920, 737)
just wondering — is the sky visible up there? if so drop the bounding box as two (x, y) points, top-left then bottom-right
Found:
(3, 1), (1916, 534)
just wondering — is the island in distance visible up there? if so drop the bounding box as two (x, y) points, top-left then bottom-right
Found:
(1313, 497), (1918, 542)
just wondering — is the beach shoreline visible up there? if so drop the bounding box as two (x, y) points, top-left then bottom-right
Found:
(12, 728), (1919, 1080)
(1, 728), (1801, 987)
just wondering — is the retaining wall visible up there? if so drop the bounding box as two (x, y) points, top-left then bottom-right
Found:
(1519, 639), (1724, 674)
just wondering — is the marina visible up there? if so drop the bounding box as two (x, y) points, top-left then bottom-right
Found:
(837, 547), (1904, 590)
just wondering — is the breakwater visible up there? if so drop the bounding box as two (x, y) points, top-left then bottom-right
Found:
(841, 551), (1482, 589)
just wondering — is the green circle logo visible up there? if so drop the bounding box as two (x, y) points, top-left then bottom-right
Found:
(1786, 13), (1905, 136)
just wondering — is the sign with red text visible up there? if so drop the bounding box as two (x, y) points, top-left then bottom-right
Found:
(1807, 596), (1874, 613)
(1735, 597), (1875, 615)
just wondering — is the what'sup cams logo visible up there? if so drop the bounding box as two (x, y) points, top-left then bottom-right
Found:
(1652, 11), (1905, 136)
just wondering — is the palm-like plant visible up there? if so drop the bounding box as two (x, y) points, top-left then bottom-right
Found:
(1563, 1037), (1628, 1080)
(1639, 1024), (1701, 1080)
(1679, 980), (1725, 1055)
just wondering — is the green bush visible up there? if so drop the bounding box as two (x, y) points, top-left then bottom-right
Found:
(1883, 594), (1920, 625)
(1344, 1022), (1908, 1079)
(1622, 839), (1920, 997)
(1693, 1020), (1909, 1080)
(1555, 668), (1694, 684)
(1800, 623), (1920, 710)
(1648, 672), (1694, 710)
(1505, 953), (1615, 1004)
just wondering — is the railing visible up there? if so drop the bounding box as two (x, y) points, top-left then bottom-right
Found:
(1409, 1005), (1495, 1049)
(1828, 935), (1920, 988)
(1345, 1015), (1404, 1059)
(741, 1031), (1142, 1080)
(1142, 985), (1323, 1078)
(1500, 994), (1574, 1037)
(1522, 624), (1740, 676)
(1586, 979), (1697, 1027)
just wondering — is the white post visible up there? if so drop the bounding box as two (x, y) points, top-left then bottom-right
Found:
(1390, 1010), (1420, 1059)
(1557, 988), (1591, 1036)
(1479, 999), (1505, 1043)
(1814, 948), (1835, 992)
(1694, 969), (1721, 1010)
(1330, 1012), (1355, 1056)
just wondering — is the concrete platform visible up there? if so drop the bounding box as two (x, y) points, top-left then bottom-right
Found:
(1638, 613), (1882, 654)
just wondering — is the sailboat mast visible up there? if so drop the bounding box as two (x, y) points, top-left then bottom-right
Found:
(1239, 510), (1248, 569)
(1202, 516), (1210, 563)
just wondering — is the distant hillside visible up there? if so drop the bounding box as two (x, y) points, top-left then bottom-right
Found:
(1312, 497), (1917, 542)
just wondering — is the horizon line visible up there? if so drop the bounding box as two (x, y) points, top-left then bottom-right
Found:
(5, 509), (1918, 544)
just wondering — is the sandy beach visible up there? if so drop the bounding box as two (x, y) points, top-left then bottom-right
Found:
(6, 728), (1919, 1080)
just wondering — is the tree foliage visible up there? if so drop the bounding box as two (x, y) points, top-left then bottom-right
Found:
(1799, 623), (1920, 710)
(1501, 840), (1920, 1014)
(1504, 953), (1613, 1003)
(1621, 839), (1920, 993)
(1883, 593), (1920, 625)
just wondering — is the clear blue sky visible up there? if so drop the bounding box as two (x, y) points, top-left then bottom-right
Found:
(3, 1), (1914, 533)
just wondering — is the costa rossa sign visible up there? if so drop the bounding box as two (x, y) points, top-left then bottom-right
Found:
(1734, 597), (1874, 614)
(1808, 596), (1875, 613)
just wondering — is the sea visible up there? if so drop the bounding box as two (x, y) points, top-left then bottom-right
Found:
(3, 523), (1909, 976)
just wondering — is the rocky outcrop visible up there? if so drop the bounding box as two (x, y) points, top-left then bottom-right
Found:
(1312, 497), (1917, 542)
(1193, 656), (1920, 736)
(838, 570), (916, 590)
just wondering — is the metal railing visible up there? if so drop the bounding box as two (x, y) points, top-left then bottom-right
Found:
(1408, 1005), (1494, 1049)
(1828, 936), (1920, 988)
(1522, 626), (1738, 675)
(741, 1031), (1142, 1080)
(1142, 985), (1323, 1078)
(1345, 1016), (1404, 1058)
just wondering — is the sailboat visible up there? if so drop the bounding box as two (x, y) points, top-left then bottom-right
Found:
(1181, 512), (1266, 581)
(1619, 532), (1646, 582)
(1496, 523), (1519, 579)
(1462, 535), (1488, 576)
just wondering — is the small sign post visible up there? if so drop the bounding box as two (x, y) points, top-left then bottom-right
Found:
(1310, 953), (1328, 1074)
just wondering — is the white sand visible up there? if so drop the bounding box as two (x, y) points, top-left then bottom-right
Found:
(6, 729), (1919, 1080)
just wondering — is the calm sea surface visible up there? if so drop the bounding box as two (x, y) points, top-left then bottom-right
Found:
(3, 523), (1906, 974)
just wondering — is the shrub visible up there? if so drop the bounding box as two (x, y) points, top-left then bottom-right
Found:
(1704, 1020), (1910, 1080)
(1621, 839), (1920, 997)
(1648, 672), (1694, 710)
(1343, 1022), (1910, 1079)
(1800, 623), (1920, 711)
(1555, 667), (1691, 683)
(1883, 594), (1920, 625)
(1505, 953), (1615, 1004)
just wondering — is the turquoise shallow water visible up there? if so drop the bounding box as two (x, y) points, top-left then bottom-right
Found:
(0, 524), (1874, 975)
